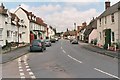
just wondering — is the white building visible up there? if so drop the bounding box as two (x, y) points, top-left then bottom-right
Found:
(0, 3), (8, 46)
(14, 7), (47, 43)
(97, 1), (120, 49)
(0, 3), (25, 46)
(48, 26), (55, 39)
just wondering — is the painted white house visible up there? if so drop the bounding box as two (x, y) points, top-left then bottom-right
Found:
(14, 7), (47, 43)
(89, 29), (97, 43)
(97, 1), (120, 49)
(0, 3), (8, 46)
(48, 26), (55, 39)
(0, 3), (27, 46)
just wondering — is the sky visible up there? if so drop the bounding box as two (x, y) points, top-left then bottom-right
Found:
(1, 0), (119, 32)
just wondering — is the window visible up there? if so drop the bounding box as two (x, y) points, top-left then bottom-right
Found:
(19, 34), (22, 38)
(105, 16), (107, 24)
(7, 30), (10, 37)
(0, 29), (2, 39)
(112, 32), (115, 41)
(99, 32), (101, 40)
(99, 18), (101, 26)
(14, 31), (18, 37)
(111, 13), (114, 23)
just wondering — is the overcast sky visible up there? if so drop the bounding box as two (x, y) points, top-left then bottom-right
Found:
(2, 0), (119, 32)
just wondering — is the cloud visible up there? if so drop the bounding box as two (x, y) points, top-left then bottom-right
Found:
(10, 3), (30, 12)
(10, 3), (100, 32)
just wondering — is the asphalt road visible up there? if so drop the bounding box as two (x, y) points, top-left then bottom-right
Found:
(2, 39), (119, 79)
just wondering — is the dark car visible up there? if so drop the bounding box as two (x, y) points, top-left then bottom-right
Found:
(30, 39), (46, 52)
(45, 39), (51, 47)
(71, 39), (78, 44)
(50, 38), (56, 43)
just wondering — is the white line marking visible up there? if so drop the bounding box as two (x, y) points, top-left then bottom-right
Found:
(25, 63), (28, 66)
(24, 61), (27, 64)
(19, 69), (23, 72)
(31, 75), (36, 79)
(20, 76), (25, 78)
(62, 50), (66, 54)
(68, 55), (82, 63)
(26, 68), (31, 71)
(94, 68), (120, 79)
(19, 66), (22, 69)
(26, 66), (30, 68)
(29, 72), (34, 75)
(20, 73), (25, 76)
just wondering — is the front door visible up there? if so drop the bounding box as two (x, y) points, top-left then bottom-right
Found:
(104, 29), (111, 49)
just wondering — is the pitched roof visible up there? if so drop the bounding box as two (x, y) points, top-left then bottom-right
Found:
(83, 18), (97, 36)
(98, 1), (120, 19)
(19, 7), (47, 27)
(64, 30), (77, 36)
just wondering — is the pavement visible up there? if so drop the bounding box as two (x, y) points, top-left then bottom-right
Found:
(2, 39), (119, 79)
(0, 46), (29, 64)
(78, 41), (120, 59)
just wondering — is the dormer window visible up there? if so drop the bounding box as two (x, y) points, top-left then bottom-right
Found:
(99, 18), (101, 26)
(29, 16), (31, 20)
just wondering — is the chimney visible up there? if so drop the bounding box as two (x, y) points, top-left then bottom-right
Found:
(0, 3), (5, 9)
(82, 22), (87, 27)
(105, 0), (110, 10)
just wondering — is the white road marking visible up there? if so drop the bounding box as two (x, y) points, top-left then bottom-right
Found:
(94, 68), (120, 79)
(68, 55), (82, 63)
(18, 55), (36, 79)
(19, 69), (23, 72)
(24, 61), (27, 64)
(20, 73), (25, 76)
(19, 66), (22, 69)
(26, 68), (31, 71)
(62, 50), (66, 54)
(25, 63), (28, 66)
(29, 72), (34, 75)
(26, 66), (30, 68)
(31, 75), (36, 79)
(20, 76), (25, 78)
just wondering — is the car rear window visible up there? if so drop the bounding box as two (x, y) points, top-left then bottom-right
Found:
(32, 40), (41, 45)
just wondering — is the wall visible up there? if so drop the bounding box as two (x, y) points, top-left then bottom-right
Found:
(0, 14), (7, 46)
(15, 8), (30, 43)
(89, 29), (97, 43)
(97, 11), (119, 46)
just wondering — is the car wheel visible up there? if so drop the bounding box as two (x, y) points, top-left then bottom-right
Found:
(44, 47), (46, 50)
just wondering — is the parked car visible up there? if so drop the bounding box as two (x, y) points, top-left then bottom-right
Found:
(50, 38), (56, 43)
(30, 39), (46, 52)
(71, 39), (78, 44)
(45, 39), (51, 47)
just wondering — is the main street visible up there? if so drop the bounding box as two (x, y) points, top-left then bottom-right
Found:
(2, 39), (119, 79)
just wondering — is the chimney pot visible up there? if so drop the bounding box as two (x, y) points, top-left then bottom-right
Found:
(105, 1), (111, 10)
